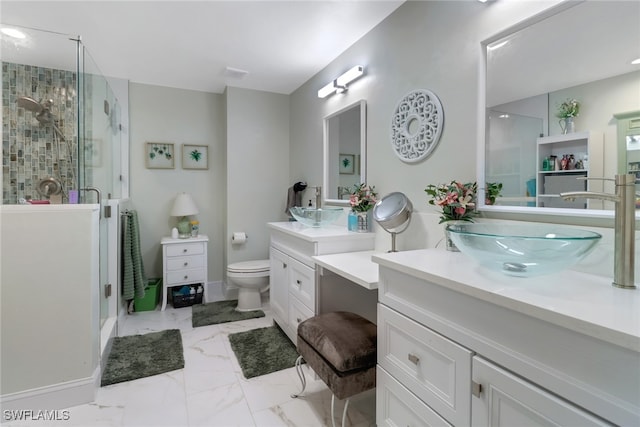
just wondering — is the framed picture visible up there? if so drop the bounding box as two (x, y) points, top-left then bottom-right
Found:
(339, 153), (355, 174)
(182, 144), (208, 170)
(146, 142), (175, 169)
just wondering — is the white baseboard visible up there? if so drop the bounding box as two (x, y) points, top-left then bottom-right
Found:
(220, 280), (238, 300)
(0, 367), (98, 411)
(207, 280), (230, 302)
(100, 317), (117, 374)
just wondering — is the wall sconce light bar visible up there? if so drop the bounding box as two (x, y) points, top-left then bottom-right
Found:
(318, 81), (337, 98)
(317, 65), (365, 98)
(336, 65), (364, 87)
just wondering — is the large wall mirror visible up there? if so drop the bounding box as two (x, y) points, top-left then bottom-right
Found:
(323, 100), (367, 206)
(480, 1), (640, 217)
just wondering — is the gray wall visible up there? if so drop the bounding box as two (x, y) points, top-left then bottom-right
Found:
(129, 83), (226, 281)
(289, 0), (563, 251)
(225, 87), (290, 269)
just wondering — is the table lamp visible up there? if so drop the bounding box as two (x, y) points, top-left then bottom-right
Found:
(171, 192), (199, 238)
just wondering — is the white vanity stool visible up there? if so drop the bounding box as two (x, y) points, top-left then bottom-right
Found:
(161, 235), (209, 310)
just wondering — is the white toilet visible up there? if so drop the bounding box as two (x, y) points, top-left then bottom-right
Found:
(226, 260), (270, 312)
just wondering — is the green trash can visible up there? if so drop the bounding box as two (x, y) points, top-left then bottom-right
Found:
(134, 278), (162, 312)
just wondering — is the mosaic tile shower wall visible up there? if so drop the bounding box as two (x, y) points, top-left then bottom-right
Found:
(2, 62), (78, 204)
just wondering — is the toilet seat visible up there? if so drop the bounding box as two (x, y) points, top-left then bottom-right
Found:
(227, 259), (270, 274)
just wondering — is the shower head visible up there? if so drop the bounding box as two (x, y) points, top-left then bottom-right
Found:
(17, 96), (58, 125)
(17, 96), (44, 113)
(36, 109), (55, 124)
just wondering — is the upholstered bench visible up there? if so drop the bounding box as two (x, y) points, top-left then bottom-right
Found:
(292, 311), (377, 427)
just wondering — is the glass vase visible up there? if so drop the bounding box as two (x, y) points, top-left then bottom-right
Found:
(356, 210), (372, 233)
(560, 117), (575, 134)
(444, 224), (460, 252)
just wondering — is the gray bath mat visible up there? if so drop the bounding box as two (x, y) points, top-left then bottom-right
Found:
(192, 300), (265, 328)
(101, 329), (184, 386)
(229, 325), (300, 379)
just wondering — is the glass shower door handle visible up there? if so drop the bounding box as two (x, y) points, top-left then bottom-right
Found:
(82, 186), (102, 218)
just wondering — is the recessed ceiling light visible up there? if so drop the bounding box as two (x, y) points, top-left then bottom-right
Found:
(224, 67), (249, 79)
(1, 27), (26, 39)
(631, 58), (640, 65)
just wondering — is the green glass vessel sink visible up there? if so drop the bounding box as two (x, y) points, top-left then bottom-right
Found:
(446, 223), (602, 277)
(289, 207), (344, 228)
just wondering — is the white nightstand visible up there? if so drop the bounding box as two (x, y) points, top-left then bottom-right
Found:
(160, 235), (209, 311)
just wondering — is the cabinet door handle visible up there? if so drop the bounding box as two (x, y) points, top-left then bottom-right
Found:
(183, 262), (189, 267)
(296, 279), (302, 285)
(183, 249), (188, 253)
(283, 263), (287, 268)
(183, 275), (188, 280)
(472, 381), (483, 397)
(296, 317), (302, 323)
(408, 353), (420, 365)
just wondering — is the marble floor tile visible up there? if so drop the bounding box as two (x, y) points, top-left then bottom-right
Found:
(53, 295), (376, 426)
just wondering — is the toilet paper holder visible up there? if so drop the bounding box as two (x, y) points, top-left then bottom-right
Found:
(231, 232), (249, 243)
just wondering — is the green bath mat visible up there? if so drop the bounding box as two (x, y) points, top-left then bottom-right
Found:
(192, 300), (265, 328)
(101, 329), (184, 386)
(229, 325), (300, 379)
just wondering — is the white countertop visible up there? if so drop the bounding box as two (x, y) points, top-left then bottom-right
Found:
(313, 250), (379, 290)
(372, 249), (640, 352)
(268, 221), (375, 243)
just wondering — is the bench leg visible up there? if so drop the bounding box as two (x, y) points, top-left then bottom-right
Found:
(331, 394), (351, 427)
(290, 355), (306, 398)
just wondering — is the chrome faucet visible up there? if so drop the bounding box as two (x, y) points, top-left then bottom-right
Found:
(314, 186), (322, 209)
(560, 174), (636, 289)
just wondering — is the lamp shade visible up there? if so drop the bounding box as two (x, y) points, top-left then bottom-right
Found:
(171, 192), (199, 217)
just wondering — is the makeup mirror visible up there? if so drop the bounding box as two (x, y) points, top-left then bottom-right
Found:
(373, 192), (413, 252)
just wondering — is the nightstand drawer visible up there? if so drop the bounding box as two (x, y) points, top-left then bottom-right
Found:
(166, 256), (205, 271)
(166, 243), (205, 257)
(166, 268), (205, 285)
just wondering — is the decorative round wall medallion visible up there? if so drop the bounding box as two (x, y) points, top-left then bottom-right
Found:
(391, 89), (444, 163)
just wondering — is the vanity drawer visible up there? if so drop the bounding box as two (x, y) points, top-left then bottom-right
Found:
(289, 295), (314, 334)
(378, 304), (472, 427)
(377, 365), (452, 427)
(288, 257), (315, 310)
(166, 255), (205, 271)
(166, 242), (205, 257)
(166, 267), (205, 285)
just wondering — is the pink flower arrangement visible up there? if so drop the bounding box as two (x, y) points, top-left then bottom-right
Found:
(349, 183), (378, 212)
(425, 181), (478, 223)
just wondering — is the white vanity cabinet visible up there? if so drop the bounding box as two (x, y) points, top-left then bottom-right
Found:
(471, 357), (609, 427)
(269, 245), (316, 341)
(373, 249), (639, 427)
(268, 222), (375, 343)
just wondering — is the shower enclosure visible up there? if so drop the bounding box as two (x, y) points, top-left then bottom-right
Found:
(1, 25), (122, 334)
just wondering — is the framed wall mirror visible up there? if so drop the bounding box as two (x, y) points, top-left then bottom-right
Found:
(479, 1), (640, 218)
(323, 100), (367, 206)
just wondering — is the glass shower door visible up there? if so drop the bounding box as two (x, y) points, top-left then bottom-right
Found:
(80, 46), (121, 328)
